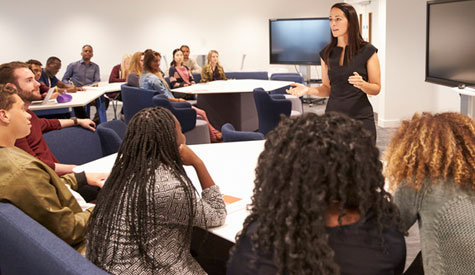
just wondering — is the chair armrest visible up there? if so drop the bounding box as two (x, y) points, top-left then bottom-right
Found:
(270, 94), (286, 100)
(172, 102), (192, 109)
(152, 95), (197, 132)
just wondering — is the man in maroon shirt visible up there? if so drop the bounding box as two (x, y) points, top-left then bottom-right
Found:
(0, 61), (100, 201)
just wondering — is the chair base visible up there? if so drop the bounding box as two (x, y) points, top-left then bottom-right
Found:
(185, 119), (210, 145)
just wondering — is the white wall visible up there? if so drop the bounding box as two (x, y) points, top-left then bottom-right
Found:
(0, 0), (334, 79)
(378, 0), (460, 127)
(1, 0), (461, 124)
(351, 0), (382, 114)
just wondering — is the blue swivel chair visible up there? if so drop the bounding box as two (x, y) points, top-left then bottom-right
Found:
(253, 87), (292, 136)
(96, 120), (127, 155)
(152, 95), (197, 132)
(121, 84), (158, 124)
(152, 95), (210, 144)
(269, 73), (305, 95)
(221, 123), (264, 142)
(192, 73), (202, 83)
(43, 126), (117, 164)
(96, 119), (127, 139)
(0, 202), (107, 275)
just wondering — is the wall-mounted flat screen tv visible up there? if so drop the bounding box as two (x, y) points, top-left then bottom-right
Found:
(269, 18), (331, 65)
(426, 0), (475, 87)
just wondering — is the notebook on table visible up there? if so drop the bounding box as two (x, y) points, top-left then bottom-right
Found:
(31, 87), (57, 105)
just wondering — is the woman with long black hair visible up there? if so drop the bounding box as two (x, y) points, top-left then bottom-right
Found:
(86, 107), (226, 274)
(288, 2), (380, 140)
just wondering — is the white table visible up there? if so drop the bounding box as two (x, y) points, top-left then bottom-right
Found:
(29, 82), (124, 123)
(172, 80), (292, 131)
(74, 140), (265, 243)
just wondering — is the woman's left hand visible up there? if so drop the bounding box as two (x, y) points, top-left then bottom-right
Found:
(348, 72), (366, 90)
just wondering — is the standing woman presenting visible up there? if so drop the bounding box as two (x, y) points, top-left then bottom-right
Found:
(288, 2), (381, 139)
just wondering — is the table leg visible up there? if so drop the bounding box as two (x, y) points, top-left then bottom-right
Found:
(95, 95), (107, 123)
(196, 93), (258, 131)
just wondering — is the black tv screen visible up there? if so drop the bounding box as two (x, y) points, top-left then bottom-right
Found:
(426, 0), (475, 87)
(269, 18), (331, 65)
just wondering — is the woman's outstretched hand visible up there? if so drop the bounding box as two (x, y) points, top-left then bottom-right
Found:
(286, 83), (309, 97)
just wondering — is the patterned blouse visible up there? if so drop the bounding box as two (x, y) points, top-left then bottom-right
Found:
(87, 165), (227, 274)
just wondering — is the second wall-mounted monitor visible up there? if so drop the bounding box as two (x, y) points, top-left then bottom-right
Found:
(269, 18), (331, 65)
(426, 0), (475, 88)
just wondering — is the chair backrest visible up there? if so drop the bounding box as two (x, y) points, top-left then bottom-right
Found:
(430, 196), (475, 274)
(164, 76), (172, 88)
(221, 123), (265, 142)
(152, 95), (197, 132)
(225, 71), (269, 80)
(192, 73), (201, 83)
(0, 202), (107, 275)
(96, 124), (124, 156)
(253, 87), (291, 136)
(270, 73), (304, 83)
(96, 119), (127, 139)
(126, 72), (140, 88)
(121, 84), (157, 124)
(43, 127), (108, 165)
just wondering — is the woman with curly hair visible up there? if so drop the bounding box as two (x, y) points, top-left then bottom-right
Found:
(86, 107), (226, 274)
(384, 112), (475, 274)
(227, 112), (406, 274)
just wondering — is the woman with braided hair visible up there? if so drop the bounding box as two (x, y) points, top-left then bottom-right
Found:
(86, 107), (226, 274)
(227, 112), (405, 274)
(384, 112), (475, 274)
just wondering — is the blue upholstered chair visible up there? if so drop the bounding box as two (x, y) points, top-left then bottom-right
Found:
(253, 87), (292, 136)
(96, 119), (127, 140)
(268, 73), (305, 113)
(121, 84), (158, 124)
(121, 85), (209, 144)
(221, 123), (264, 142)
(152, 95), (210, 144)
(192, 73), (202, 83)
(96, 120), (127, 154)
(43, 126), (117, 164)
(152, 95), (197, 132)
(0, 202), (107, 275)
(269, 73), (305, 95)
(225, 71), (269, 80)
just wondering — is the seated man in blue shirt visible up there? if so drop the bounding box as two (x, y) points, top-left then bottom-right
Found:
(63, 45), (100, 87)
(62, 45), (107, 121)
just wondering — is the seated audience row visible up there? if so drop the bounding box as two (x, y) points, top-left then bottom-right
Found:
(0, 83), (105, 254)
(133, 49), (222, 142)
(0, 62), (101, 202)
(2, 48), (474, 275)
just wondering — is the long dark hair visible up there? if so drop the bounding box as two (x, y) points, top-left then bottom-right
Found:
(86, 107), (196, 270)
(233, 112), (404, 274)
(143, 49), (159, 73)
(170, 48), (182, 67)
(322, 2), (367, 68)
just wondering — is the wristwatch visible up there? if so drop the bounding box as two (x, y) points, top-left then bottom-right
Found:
(72, 118), (78, 125)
